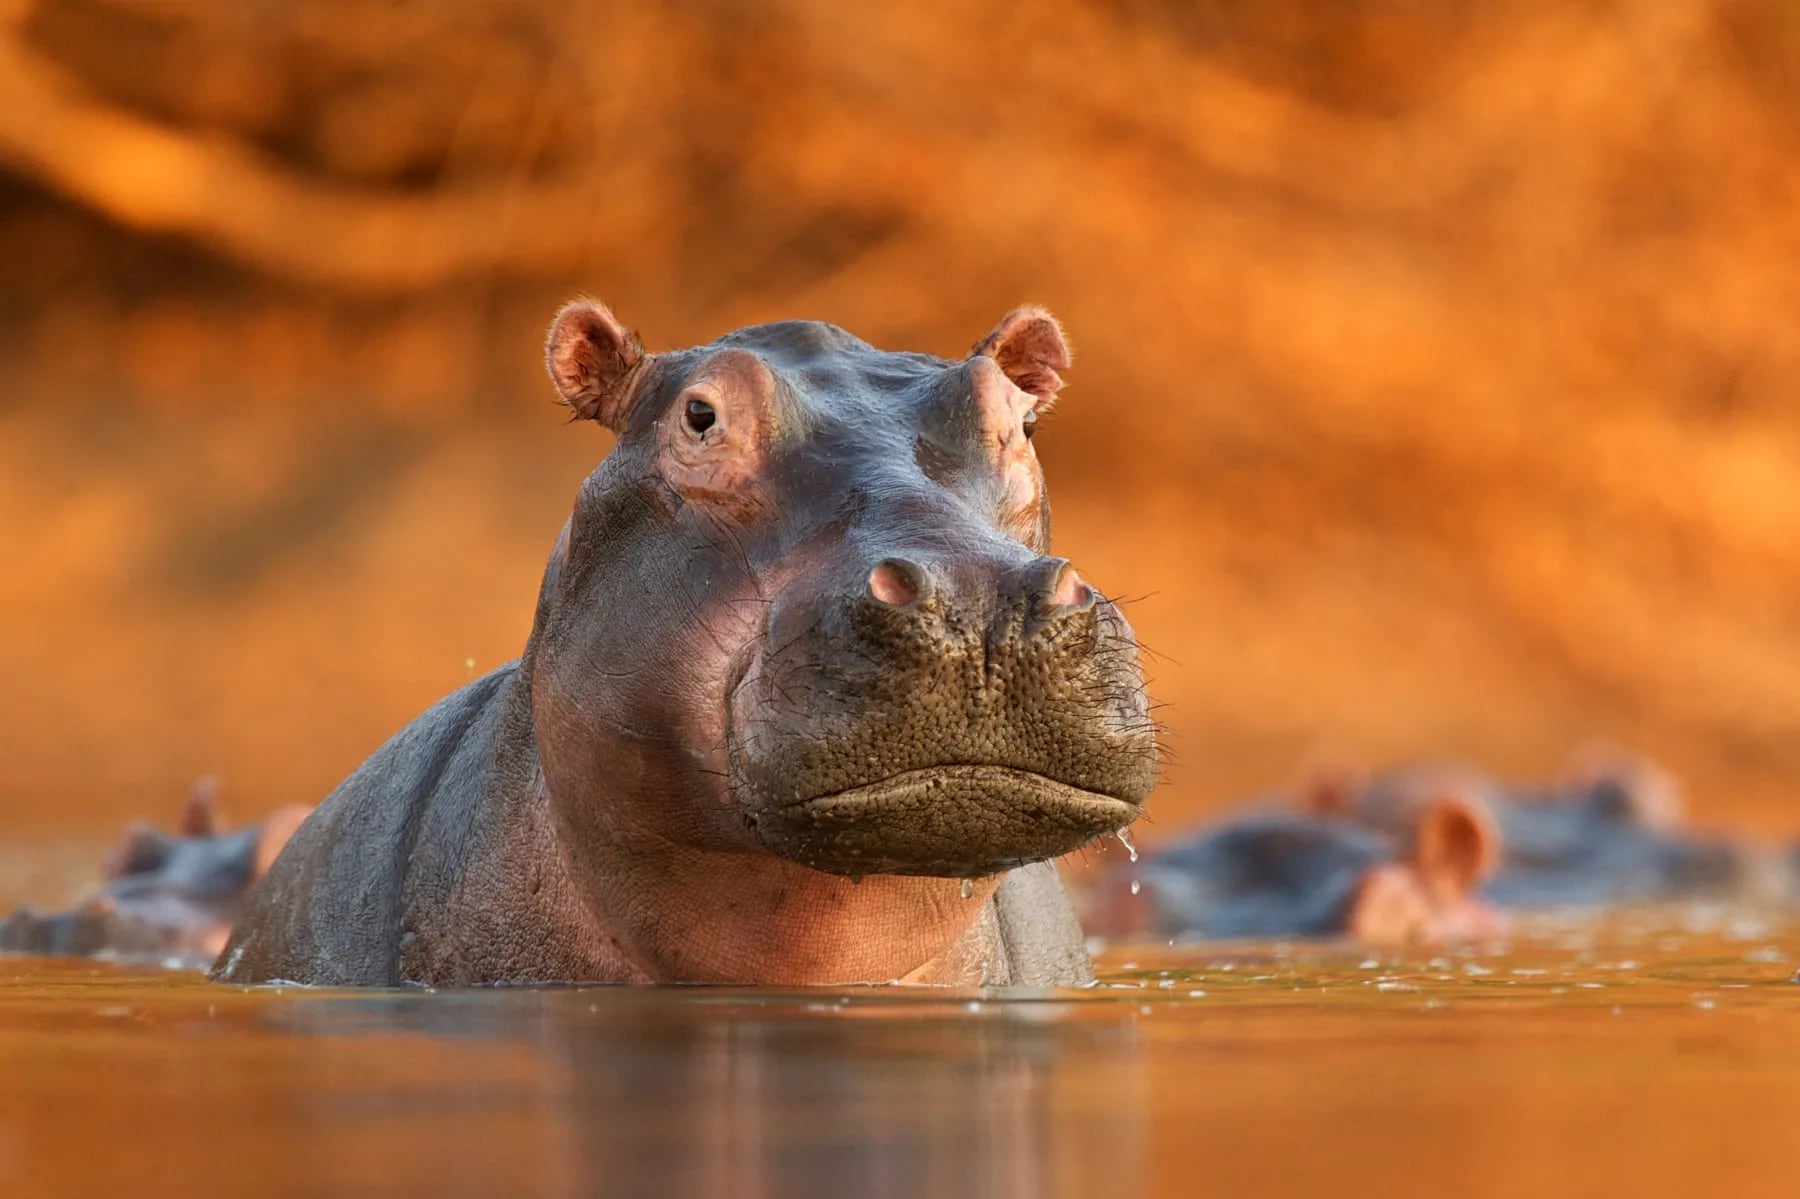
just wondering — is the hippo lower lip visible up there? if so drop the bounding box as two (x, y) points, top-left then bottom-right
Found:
(747, 764), (1143, 878)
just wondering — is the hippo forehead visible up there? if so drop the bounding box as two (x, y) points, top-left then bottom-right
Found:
(617, 320), (1048, 549)
(667, 321), (980, 428)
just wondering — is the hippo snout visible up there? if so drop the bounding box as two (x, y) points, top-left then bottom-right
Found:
(864, 555), (1095, 621)
(730, 550), (1157, 879)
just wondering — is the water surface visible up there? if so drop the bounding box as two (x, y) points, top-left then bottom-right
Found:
(2, 907), (1794, 1197)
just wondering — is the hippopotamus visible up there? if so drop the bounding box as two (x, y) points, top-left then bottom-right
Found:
(1331, 751), (1765, 909)
(0, 783), (310, 963)
(1078, 793), (1503, 946)
(212, 301), (1158, 987)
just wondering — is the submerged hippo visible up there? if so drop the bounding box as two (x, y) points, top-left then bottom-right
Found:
(214, 302), (1158, 987)
(1077, 743), (1768, 947)
(0, 784), (309, 963)
(1334, 751), (1765, 909)
(1079, 793), (1503, 946)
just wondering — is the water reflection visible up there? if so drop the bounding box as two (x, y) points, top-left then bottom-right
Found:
(2, 912), (1798, 1198)
(250, 987), (1148, 1197)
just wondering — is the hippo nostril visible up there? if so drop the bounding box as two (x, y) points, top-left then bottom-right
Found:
(1035, 558), (1096, 616)
(867, 558), (927, 608)
(1052, 563), (1093, 610)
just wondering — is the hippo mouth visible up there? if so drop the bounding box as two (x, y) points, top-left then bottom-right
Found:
(744, 764), (1143, 878)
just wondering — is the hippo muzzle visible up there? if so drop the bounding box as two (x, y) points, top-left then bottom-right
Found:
(730, 548), (1157, 877)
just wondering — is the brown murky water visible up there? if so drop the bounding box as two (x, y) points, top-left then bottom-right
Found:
(1, 900), (1795, 1199)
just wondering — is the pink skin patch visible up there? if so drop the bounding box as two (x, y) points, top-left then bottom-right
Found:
(867, 560), (919, 607)
(969, 357), (1046, 540)
(1346, 862), (1507, 946)
(657, 349), (777, 515)
(1052, 564), (1091, 609)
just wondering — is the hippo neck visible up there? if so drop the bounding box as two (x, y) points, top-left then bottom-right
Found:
(415, 652), (995, 985)
(564, 837), (1011, 984)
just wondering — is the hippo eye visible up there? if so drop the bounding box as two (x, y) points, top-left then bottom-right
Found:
(1021, 409), (1039, 440)
(685, 399), (717, 436)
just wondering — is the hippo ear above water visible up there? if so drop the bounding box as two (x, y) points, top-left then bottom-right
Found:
(972, 307), (1071, 405)
(546, 300), (645, 430)
(1410, 795), (1501, 897)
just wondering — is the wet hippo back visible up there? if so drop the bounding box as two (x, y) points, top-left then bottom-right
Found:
(216, 302), (1155, 987)
(217, 668), (520, 984)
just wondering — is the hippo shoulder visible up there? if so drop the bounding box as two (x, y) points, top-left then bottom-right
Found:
(211, 665), (519, 986)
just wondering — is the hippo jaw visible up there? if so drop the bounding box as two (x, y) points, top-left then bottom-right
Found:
(744, 764), (1145, 878)
(724, 569), (1159, 878)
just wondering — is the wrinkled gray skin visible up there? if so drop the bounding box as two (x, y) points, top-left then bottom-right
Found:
(215, 306), (1156, 987)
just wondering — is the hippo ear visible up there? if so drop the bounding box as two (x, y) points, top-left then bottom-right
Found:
(180, 778), (221, 837)
(546, 300), (645, 429)
(972, 307), (1071, 405)
(1409, 795), (1500, 896)
(1557, 742), (1684, 829)
(103, 823), (171, 881)
(1293, 750), (1364, 816)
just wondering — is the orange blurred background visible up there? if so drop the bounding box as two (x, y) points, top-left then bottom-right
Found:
(1, 0), (1796, 843)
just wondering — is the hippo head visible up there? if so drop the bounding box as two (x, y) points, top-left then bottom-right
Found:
(1079, 795), (1502, 947)
(529, 301), (1157, 893)
(1321, 752), (1764, 908)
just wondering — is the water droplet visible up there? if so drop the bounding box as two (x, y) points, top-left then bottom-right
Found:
(960, 878), (973, 900)
(1115, 828), (1138, 862)
(1129, 880), (1141, 896)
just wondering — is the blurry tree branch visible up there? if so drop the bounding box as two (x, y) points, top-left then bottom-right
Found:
(0, 25), (622, 294)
